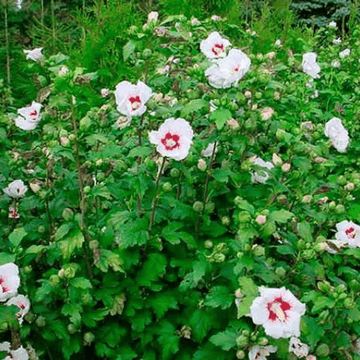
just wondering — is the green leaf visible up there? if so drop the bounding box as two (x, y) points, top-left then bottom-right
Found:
(128, 146), (153, 158)
(189, 309), (213, 342)
(210, 328), (237, 351)
(147, 291), (178, 319)
(115, 346), (137, 360)
(210, 109), (232, 130)
(131, 309), (152, 332)
(136, 253), (167, 286)
(54, 223), (73, 241)
(204, 286), (233, 309)
(312, 295), (335, 312)
(301, 316), (325, 347)
(157, 321), (180, 359)
(9, 227), (27, 247)
(181, 99), (208, 117)
(70, 277), (93, 289)
(337, 331), (352, 349)
(193, 344), (227, 360)
(269, 209), (293, 223)
(123, 40), (136, 61)
(237, 277), (258, 318)
(0, 253), (15, 265)
(236, 200), (255, 215)
(59, 229), (84, 259)
(298, 221), (312, 242)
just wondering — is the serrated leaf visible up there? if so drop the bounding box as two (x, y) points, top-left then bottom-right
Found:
(269, 209), (293, 223)
(180, 99), (208, 117)
(236, 200), (255, 215)
(136, 253), (167, 286)
(70, 277), (93, 289)
(210, 109), (232, 130)
(157, 321), (179, 359)
(210, 328), (237, 351)
(298, 221), (312, 242)
(312, 295), (335, 312)
(9, 227), (27, 247)
(237, 277), (258, 318)
(128, 146), (153, 158)
(0, 253), (15, 265)
(54, 223), (72, 241)
(204, 286), (233, 309)
(147, 291), (178, 319)
(189, 309), (213, 342)
(123, 40), (136, 61)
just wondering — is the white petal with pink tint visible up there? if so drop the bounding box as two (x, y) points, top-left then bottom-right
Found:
(23, 48), (43, 61)
(3, 180), (28, 199)
(335, 220), (360, 248)
(248, 345), (277, 360)
(16, 101), (42, 131)
(149, 118), (194, 161)
(0, 263), (20, 302)
(115, 81), (153, 118)
(249, 286), (306, 339)
(200, 32), (231, 60)
(7, 295), (30, 325)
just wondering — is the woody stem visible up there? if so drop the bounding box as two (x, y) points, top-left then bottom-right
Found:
(149, 157), (166, 230)
(4, 6), (10, 85)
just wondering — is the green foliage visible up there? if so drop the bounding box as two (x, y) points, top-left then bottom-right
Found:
(2, 3), (360, 360)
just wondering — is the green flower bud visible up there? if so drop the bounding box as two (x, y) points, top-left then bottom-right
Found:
(316, 344), (330, 357)
(336, 284), (347, 293)
(84, 332), (95, 345)
(302, 249), (315, 259)
(205, 202), (215, 214)
(49, 275), (60, 286)
(257, 337), (268, 346)
(236, 334), (248, 347)
(344, 298), (355, 309)
(23, 266), (32, 274)
(318, 281), (331, 293)
(37, 225), (46, 233)
(338, 293), (347, 300)
(145, 158), (156, 171)
(62, 208), (74, 221)
(242, 330), (250, 337)
(329, 201), (336, 209)
(275, 267), (286, 277)
(221, 216), (230, 226)
(84, 186), (91, 194)
(80, 117), (92, 131)
(36, 315), (46, 327)
(337, 175), (347, 185)
(193, 201), (204, 212)
(335, 204), (345, 213)
(350, 279), (360, 290)
(162, 182), (172, 192)
(253, 245), (265, 257)
(236, 350), (246, 359)
(170, 168), (180, 178)
(64, 267), (76, 279)
(204, 240), (213, 249)
(68, 324), (77, 334)
(238, 211), (251, 223)
(142, 48), (152, 58)
(213, 253), (226, 263)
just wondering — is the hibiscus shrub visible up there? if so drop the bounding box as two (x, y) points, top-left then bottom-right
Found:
(2, 13), (360, 360)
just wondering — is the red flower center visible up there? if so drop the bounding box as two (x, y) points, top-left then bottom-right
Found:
(129, 95), (141, 110)
(211, 43), (225, 56)
(0, 277), (3, 285)
(29, 110), (38, 120)
(345, 227), (356, 239)
(2, 285), (9, 293)
(161, 132), (180, 151)
(267, 297), (291, 322)
(19, 302), (26, 310)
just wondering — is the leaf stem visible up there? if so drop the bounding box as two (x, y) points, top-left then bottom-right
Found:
(149, 157), (166, 230)
(203, 141), (217, 204)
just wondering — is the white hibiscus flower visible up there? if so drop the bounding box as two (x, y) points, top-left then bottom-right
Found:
(115, 81), (152, 118)
(333, 38), (342, 45)
(205, 49), (251, 88)
(23, 48), (43, 61)
(339, 49), (350, 58)
(3, 180), (28, 199)
(0, 263), (21, 302)
(302, 52), (320, 79)
(200, 32), (231, 60)
(289, 337), (310, 358)
(249, 286), (306, 339)
(15, 101), (42, 131)
(149, 118), (194, 161)
(201, 142), (217, 157)
(248, 345), (277, 360)
(333, 220), (360, 248)
(0, 342), (29, 360)
(324, 117), (349, 153)
(251, 158), (274, 184)
(6, 295), (30, 325)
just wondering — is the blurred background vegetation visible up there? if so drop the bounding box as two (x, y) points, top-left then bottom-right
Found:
(0, 0), (359, 107)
